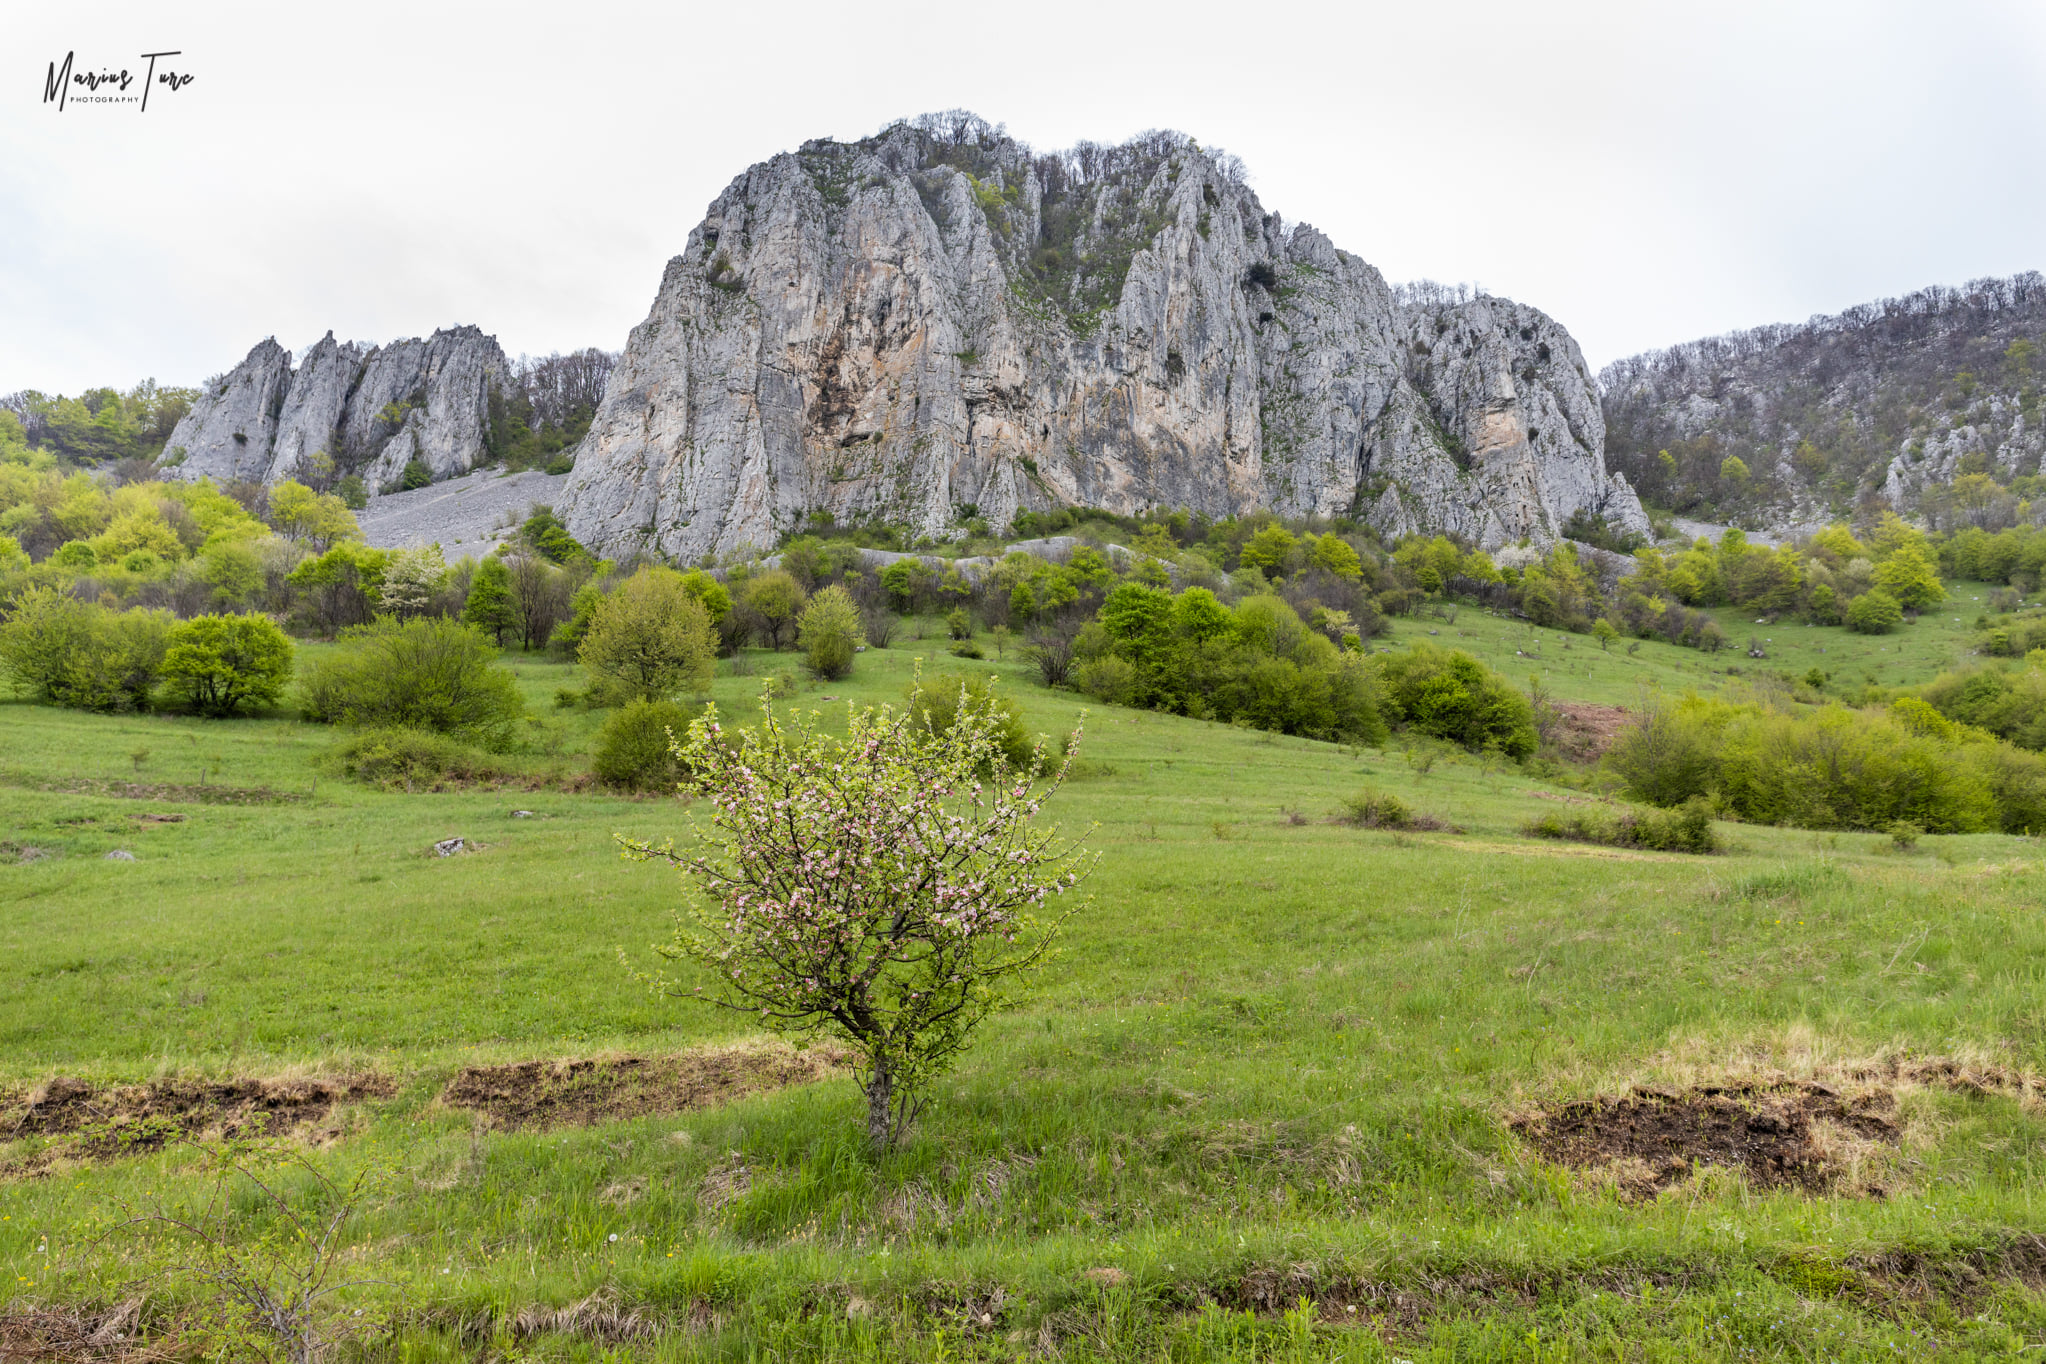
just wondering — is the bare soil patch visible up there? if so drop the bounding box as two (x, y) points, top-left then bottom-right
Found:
(1550, 703), (1630, 764)
(1, 1073), (392, 1170)
(441, 1043), (851, 1130)
(1511, 1081), (1898, 1197)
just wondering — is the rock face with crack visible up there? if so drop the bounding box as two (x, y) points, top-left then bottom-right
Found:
(161, 326), (511, 489)
(559, 114), (1648, 559)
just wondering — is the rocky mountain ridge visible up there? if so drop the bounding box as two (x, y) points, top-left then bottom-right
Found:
(558, 112), (1649, 559)
(1600, 272), (2046, 532)
(161, 327), (510, 490)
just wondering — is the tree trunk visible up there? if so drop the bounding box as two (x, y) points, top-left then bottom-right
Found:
(864, 1057), (893, 1151)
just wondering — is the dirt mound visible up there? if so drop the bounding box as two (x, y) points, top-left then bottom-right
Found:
(1512, 1082), (1897, 1196)
(1550, 703), (1631, 764)
(441, 1043), (851, 1130)
(2, 1073), (392, 1165)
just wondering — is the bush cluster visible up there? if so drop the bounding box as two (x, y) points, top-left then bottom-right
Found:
(1378, 644), (1538, 757)
(0, 587), (170, 711)
(1915, 664), (2046, 751)
(1523, 797), (1720, 853)
(1333, 788), (1452, 831)
(328, 727), (517, 788)
(1072, 586), (1387, 743)
(300, 616), (525, 749)
(1606, 693), (2046, 834)
(0, 586), (291, 716)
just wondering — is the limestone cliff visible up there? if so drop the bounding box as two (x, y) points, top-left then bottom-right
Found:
(560, 114), (1647, 558)
(162, 326), (510, 488)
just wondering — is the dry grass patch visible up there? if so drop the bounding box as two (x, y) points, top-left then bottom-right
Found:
(0, 1301), (169, 1364)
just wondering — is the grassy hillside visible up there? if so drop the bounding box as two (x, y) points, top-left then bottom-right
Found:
(4, 632), (2046, 1360)
(1374, 581), (2005, 706)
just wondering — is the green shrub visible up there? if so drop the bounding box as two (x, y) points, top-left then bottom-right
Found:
(579, 568), (717, 703)
(1523, 797), (1720, 853)
(906, 673), (1037, 773)
(798, 584), (864, 680)
(0, 586), (168, 712)
(1845, 589), (1903, 634)
(1915, 665), (2046, 751)
(299, 616), (525, 750)
(161, 613), (294, 716)
(399, 458), (432, 491)
(519, 507), (588, 565)
(1887, 820), (1922, 851)
(1606, 695), (2012, 835)
(1603, 692), (1720, 806)
(1338, 789), (1406, 828)
(949, 640), (985, 660)
(328, 727), (515, 788)
(1379, 644), (1537, 758)
(592, 699), (702, 792)
(1966, 740), (2046, 834)
(1074, 653), (1140, 705)
(946, 607), (973, 640)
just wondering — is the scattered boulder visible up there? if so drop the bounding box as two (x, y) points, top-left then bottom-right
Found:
(432, 837), (468, 857)
(103, 850), (136, 862)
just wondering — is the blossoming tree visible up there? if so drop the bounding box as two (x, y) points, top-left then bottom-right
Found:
(621, 681), (1092, 1150)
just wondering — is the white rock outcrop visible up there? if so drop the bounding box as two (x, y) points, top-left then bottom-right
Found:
(560, 117), (1647, 559)
(162, 327), (510, 488)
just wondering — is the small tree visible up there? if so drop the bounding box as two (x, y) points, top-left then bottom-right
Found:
(379, 546), (447, 619)
(1592, 618), (1619, 652)
(798, 583), (865, 679)
(580, 568), (717, 702)
(162, 614), (295, 717)
(462, 556), (517, 646)
(505, 551), (572, 651)
(624, 688), (1093, 1150)
(116, 1135), (388, 1364)
(743, 570), (807, 649)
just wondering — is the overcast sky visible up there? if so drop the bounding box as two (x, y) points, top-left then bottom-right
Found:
(6, 0), (2044, 396)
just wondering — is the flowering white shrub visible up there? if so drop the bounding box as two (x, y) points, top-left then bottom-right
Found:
(622, 679), (1092, 1149)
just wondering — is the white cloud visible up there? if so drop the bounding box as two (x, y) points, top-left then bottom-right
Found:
(4, 0), (2042, 394)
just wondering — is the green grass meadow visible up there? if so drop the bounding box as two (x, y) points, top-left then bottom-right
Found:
(5, 611), (2046, 1360)
(1388, 581), (2007, 704)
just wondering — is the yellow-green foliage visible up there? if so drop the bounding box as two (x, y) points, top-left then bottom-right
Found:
(579, 568), (718, 702)
(1607, 691), (2046, 833)
(798, 583), (865, 680)
(591, 697), (702, 791)
(0, 586), (171, 711)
